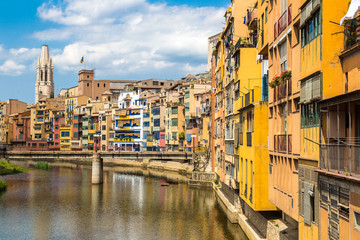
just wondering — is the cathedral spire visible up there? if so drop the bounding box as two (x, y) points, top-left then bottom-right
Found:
(35, 45), (54, 103)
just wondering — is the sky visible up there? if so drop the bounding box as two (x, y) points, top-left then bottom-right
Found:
(0, 0), (228, 104)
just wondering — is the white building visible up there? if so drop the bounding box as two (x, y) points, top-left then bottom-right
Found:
(114, 91), (147, 151)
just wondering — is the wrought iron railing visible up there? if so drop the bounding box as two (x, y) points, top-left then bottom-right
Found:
(274, 9), (288, 39)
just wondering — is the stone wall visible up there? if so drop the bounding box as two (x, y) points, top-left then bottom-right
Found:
(191, 172), (215, 181)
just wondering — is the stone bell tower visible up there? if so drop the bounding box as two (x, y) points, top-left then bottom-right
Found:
(35, 45), (54, 103)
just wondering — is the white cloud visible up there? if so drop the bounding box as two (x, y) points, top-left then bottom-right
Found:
(0, 60), (26, 76)
(34, 0), (225, 78)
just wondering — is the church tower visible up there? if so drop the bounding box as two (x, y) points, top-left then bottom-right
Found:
(35, 45), (54, 103)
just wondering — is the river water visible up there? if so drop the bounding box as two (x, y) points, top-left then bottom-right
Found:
(0, 164), (247, 240)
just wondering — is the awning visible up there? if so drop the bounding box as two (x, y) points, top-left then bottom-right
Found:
(340, 0), (360, 25)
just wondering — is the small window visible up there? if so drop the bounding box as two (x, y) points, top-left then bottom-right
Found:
(104, 83), (106, 87)
(97, 83), (100, 87)
(87, 75), (89, 78)
(87, 83), (89, 87)
(102, 135), (106, 140)
(354, 211), (360, 231)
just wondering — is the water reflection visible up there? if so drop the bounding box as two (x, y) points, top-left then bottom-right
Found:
(0, 166), (247, 240)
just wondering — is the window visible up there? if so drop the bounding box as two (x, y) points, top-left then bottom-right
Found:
(32, 143), (37, 147)
(247, 110), (254, 132)
(143, 121), (150, 127)
(279, 41), (287, 72)
(152, 108), (160, 115)
(160, 82), (164, 86)
(172, 132), (177, 140)
(265, 7), (268, 22)
(154, 119), (160, 127)
(301, 102), (319, 128)
(102, 125), (106, 130)
(55, 134), (59, 139)
(171, 118), (178, 126)
(102, 135), (106, 140)
(104, 83), (106, 87)
(35, 134), (42, 139)
(185, 91), (190, 99)
(74, 123), (79, 128)
(102, 116), (106, 121)
(102, 145), (106, 151)
(97, 83), (100, 87)
(73, 132), (79, 138)
(171, 107), (178, 114)
(87, 83), (89, 87)
(354, 211), (360, 231)
(161, 134), (165, 140)
(301, 10), (321, 48)
(153, 81), (159, 86)
(61, 131), (70, 137)
(55, 125), (59, 130)
(185, 102), (190, 112)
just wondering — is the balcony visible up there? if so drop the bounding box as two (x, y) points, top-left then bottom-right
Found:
(273, 80), (291, 101)
(246, 8), (258, 30)
(274, 9), (291, 39)
(320, 144), (360, 178)
(274, 134), (292, 153)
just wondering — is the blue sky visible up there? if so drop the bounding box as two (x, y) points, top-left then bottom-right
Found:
(0, 0), (228, 104)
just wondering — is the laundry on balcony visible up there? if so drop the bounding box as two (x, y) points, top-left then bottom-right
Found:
(340, 0), (360, 25)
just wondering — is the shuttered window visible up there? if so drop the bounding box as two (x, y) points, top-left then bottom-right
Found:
(300, 75), (321, 103)
(304, 182), (314, 225)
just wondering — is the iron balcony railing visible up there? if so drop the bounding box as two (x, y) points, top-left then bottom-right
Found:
(274, 134), (291, 153)
(274, 8), (291, 39)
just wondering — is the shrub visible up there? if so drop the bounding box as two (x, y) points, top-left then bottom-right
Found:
(35, 162), (51, 170)
(0, 180), (7, 191)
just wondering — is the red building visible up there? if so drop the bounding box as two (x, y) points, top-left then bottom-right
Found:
(11, 110), (31, 151)
(53, 114), (65, 151)
(159, 130), (166, 151)
(71, 113), (84, 151)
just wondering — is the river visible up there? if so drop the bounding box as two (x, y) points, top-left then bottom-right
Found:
(0, 163), (247, 240)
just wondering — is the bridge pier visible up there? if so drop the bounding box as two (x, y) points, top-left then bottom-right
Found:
(92, 152), (103, 184)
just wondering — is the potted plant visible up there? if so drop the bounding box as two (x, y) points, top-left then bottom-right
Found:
(280, 70), (292, 84)
(269, 75), (280, 88)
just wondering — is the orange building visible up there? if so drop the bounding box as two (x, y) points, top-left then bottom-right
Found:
(267, 0), (300, 230)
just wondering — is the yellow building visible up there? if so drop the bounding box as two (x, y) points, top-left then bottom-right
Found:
(65, 96), (89, 125)
(235, 45), (275, 211)
(165, 103), (185, 151)
(60, 125), (71, 151)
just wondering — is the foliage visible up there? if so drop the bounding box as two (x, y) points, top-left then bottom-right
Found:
(35, 162), (51, 170)
(0, 160), (28, 176)
(0, 180), (7, 191)
(269, 75), (280, 88)
(280, 70), (292, 83)
(269, 70), (292, 88)
(213, 179), (218, 185)
(179, 131), (185, 140)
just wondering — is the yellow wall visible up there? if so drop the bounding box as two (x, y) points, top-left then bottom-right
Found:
(299, 216), (319, 240)
(60, 125), (71, 151)
(300, 37), (321, 79)
(321, 0), (348, 100)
